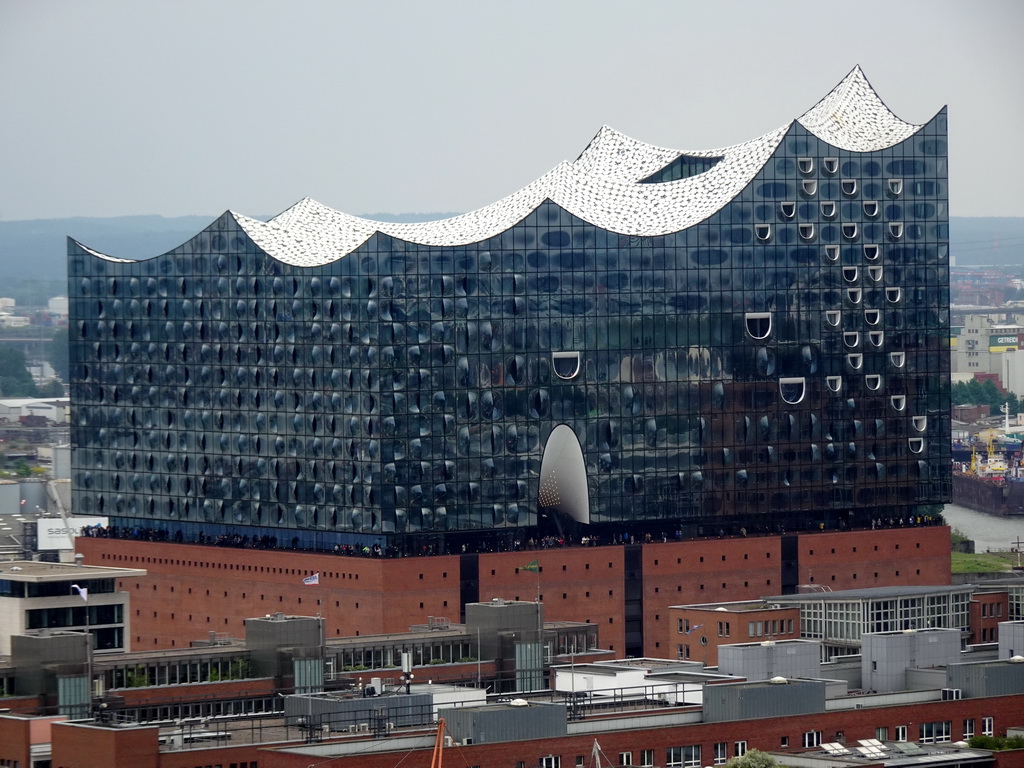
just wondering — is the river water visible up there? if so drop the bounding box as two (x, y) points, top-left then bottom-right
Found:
(942, 502), (1024, 552)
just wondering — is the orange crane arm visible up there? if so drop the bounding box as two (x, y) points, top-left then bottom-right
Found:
(430, 718), (446, 768)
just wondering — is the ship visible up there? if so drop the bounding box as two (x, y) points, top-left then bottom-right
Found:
(951, 431), (1024, 517)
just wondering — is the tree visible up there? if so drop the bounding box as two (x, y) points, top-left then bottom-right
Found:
(37, 378), (65, 397)
(727, 750), (783, 768)
(49, 327), (69, 382)
(0, 345), (37, 397)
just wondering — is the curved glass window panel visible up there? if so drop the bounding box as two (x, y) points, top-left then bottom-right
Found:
(842, 223), (859, 240)
(844, 331), (860, 348)
(755, 224), (772, 241)
(863, 244), (880, 260)
(799, 223), (815, 241)
(843, 267), (859, 283)
(888, 178), (904, 195)
(912, 416), (928, 432)
(823, 157), (839, 175)
(781, 201), (796, 219)
(865, 309), (881, 325)
(802, 179), (818, 196)
(868, 266), (883, 282)
(891, 394), (907, 411)
(863, 200), (879, 217)
(640, 154), (723, 183)
(825, 310), (841, 327)
(552, 351), (581, 380)
(846, 353), (863, 370)
(755, 347), (776, 376)
(824, 245), (840, 262)
(745, 312), (772, 340)
(847, 288), (862, 304)
(908, 437), (925, 454)
(779, 377), (806, 405)
(826, 376), (842, 392)
(865, 374), (882, 390)
(869, 331), (884, 346)
(889, 222), (904, 239)
(842, 179), (858, 196)
(886, 287), (902, 303)
(820, 201), (837, 219)
(890, 351), (905, 367)
(798, 157), (814, 174)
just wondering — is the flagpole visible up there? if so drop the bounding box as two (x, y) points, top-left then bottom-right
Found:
(302, 572), (325, 693)
(71, 583), (92, 715)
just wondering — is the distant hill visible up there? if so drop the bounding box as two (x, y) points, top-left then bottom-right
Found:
(948, 217), (1024, 266)
(0, 212), (458, 306)
(0, 213), (1020, 306)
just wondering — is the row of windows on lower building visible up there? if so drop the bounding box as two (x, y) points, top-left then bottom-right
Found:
(534, 719), (997, 768)
(537, 743), (747, 768)
(676, 618), (797, 638)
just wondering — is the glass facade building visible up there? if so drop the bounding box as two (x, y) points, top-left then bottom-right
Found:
(68, 68), (949, 552)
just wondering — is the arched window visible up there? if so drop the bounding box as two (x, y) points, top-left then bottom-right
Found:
(779, 377), (806, 405)
(552, 351), (581, 380)
(745, 312), (773, 340)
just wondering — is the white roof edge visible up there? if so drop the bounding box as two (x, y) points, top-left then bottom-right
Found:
(234, 123), (791, 266)
(797, 65), (924, 151)
(75, 67), (934, 266)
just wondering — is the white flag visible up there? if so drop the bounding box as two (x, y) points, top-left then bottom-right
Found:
(70, 584), (88, 601)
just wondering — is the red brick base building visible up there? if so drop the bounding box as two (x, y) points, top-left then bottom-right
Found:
(77, 525), (952, 657)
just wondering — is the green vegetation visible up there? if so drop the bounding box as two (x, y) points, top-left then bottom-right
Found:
(125, 666), (149, 688)
(726, 750), (784, 768)
(968, 735), (1024, 750)
(952, 378), (1019, 413)
(49, 327), (69, 381)
(229, 656), (252, 680)
(0, 345), (38, 397)
(951, 551), (1015, 574)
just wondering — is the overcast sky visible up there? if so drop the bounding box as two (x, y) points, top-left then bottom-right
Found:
(1, 0), (1021, 223)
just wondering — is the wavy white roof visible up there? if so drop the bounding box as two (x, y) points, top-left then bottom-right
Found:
(86, 67), (929, 266)
(797, 66), (920, 152)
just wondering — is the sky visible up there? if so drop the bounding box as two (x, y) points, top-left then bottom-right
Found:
(1, 0), (1022, 223)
